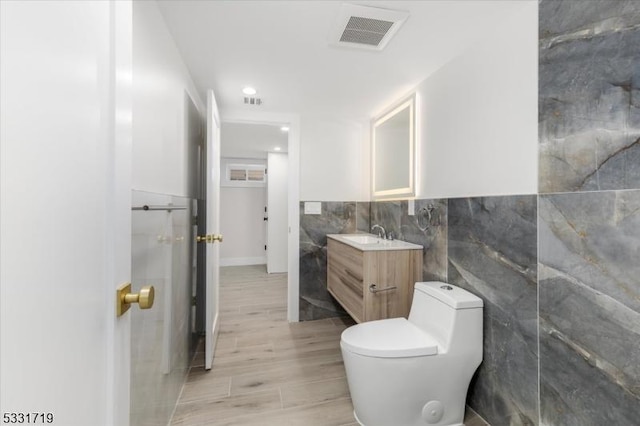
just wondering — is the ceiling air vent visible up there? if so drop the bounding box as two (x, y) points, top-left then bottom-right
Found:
(329, 4), (409, 51)
(244, 97), (262, 106)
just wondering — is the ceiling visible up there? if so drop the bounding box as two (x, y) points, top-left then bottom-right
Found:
(157, 1), (530, 122)
(221, 122), (289, 159)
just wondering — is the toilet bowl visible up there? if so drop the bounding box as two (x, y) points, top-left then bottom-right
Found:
(340, 281), (483, 426)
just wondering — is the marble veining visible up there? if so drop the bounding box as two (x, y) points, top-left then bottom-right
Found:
(539, 0), (640, 193)
(448, 195), (538, 426)
(370, 199), (448, 282)
(537, 2), (640, 425)
(356, 202), (370, 233)
(539, 191), (640, 425)
(400, 199), (448, 282)
(370, 201), (402, 238)
(299, 202), (355, 321)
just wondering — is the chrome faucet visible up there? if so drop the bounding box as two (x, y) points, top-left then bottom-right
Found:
(371, 224), (387, 240)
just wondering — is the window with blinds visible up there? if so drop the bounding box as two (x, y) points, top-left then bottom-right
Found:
(227, 164), (266, 183)
(247, 169), (265, 181)
(229, 169), (247, 181)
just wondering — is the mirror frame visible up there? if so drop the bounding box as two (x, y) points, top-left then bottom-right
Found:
(371, 93), (416, 199)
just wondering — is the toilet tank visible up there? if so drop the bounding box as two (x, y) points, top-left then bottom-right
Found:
(408, 282), (483, 353)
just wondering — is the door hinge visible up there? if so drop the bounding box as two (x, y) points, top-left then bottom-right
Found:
(191, 296), (197, 306)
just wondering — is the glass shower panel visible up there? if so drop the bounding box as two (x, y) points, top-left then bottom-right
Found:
(130, 190), (193, 426)
(169, 194), (194, 378)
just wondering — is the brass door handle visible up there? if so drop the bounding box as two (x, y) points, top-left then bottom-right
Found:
(197, 234), (223, 243)
(116, 283), (155, 317)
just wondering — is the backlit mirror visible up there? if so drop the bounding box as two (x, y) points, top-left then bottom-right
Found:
(372, 93), (416, 199)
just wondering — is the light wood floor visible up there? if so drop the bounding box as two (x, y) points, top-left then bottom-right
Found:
(170, 265), (489, 426)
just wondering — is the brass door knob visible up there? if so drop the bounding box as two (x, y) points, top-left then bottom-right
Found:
(116, 283), (155, 317)
(124, 285), (155, 309)
(197, 234), (224, 243)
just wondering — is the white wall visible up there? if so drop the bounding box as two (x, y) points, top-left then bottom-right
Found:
(415, 3), (538, 199)
(133, 1), (204, 197)
(299, 3), (536, 203)
(299, 115), (368, 201)
(220, 187), (266, 266)
(267, 153), (289, 273)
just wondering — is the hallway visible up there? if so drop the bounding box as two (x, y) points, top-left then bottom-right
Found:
(171, 265), (357, 425)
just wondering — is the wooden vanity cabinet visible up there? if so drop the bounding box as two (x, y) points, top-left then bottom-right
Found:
(327, 238), (422, 323)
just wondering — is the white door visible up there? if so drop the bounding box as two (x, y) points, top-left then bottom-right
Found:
(267, 153), (289, 273)
(0, 1), (132, 425)
(205, 90), (222, 369)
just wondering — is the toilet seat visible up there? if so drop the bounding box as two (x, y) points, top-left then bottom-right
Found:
(341, 317), (439, 358)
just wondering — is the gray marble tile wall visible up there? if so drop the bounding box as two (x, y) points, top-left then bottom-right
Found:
(370, 201), (402, 239)
(299, 201), (360, 321)
(539, 191), (640, 425)
(448, 196), (538, 426)
(539, 0), (640, 193)
(370, 199), (448, 282)
(537, 1), (640, 425)
(356, 201), (370, 233)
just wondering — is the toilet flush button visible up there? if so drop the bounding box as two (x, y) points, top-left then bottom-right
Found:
(440, 285), (453, 290)
(422, 401), (444, 424)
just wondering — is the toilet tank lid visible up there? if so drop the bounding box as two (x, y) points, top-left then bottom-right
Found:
(414, 282), (483, 309)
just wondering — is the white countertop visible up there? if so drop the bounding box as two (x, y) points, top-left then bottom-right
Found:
(327, 233), (423, 251)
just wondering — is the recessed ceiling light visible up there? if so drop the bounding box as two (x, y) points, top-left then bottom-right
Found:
(280, 126), (289, 132)
(274, 147), (282, 151)
(242, 86), (257, 95)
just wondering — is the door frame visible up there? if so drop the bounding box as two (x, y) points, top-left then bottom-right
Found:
(205, 90), (222, 368)
(221, 111), (300, 322)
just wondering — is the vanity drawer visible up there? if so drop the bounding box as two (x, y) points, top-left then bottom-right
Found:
(327, 239), (364, 322)
(327, 239), (362, 274)
(328, 264), (364, 322)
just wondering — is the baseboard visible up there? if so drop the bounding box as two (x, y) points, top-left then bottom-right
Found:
(220, 256), (266, 267)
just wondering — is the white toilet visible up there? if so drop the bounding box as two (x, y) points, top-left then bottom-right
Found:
(340, 281), (483, 426)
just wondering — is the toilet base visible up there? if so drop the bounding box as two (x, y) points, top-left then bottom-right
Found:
(353, 409), (464, 426)
(353, 410), (363, 426)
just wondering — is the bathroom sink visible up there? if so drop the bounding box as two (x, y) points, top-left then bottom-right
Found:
(343, 235), (383, 245)
(328, 234), (423, 251)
